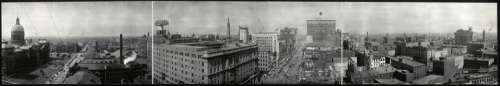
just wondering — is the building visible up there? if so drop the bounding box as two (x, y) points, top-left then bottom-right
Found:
(395, 42), (434, 68)
(465, 73), (498, 84)
(467, 43), (485, 56)
(238, 25), (251, 43)
(388, 56), (427, 81)
(412, 75), (447, 84)
(306, 20), (335, 43)
(463, 57), (494, 69)
(454, 27), (473, 45)
(347, 65), (397, 84)
(2, 17), (51, 75)
(75, 35), (148, 84)
(306, 20), (341, 47)
(152, 40), (259, 84)
(252, 32), (279, 72)
(445, 45), (467, 56)
(432, 56), (463, 81)
(394, 69), (415, 82)
(11, 17), (25, 46)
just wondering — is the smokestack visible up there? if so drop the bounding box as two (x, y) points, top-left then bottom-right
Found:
(120, 34), (123, 64)
(95, 41), (98, 52)
(483, 29), (486, 42)
(366, 32), (369, 42)
(227, 17), (231, 43)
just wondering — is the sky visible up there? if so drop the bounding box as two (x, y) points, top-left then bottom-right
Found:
(2, 2), (152, 38)
(154, 2), (497, 35)
(2, 2), (496, 39)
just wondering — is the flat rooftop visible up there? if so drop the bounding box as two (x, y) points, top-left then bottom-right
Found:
(375, 78), (405, 84)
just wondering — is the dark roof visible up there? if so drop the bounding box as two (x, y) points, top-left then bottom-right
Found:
(63, 71), (101, 84)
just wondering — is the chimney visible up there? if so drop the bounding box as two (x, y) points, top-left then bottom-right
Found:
(120, 34), (123, 64)
(366, 32), (369, 41)
(95, 41), (98, 52)
(483, 29), (486, 42)
(227, 17), (231, 43)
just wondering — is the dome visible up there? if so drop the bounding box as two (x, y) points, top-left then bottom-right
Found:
(12, 17), (24, 32)
(12, 25), (24, 32)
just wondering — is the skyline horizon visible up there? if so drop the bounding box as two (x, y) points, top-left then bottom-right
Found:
(2, 2), (496, 38)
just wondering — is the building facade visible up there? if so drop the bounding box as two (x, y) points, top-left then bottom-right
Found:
(252, 32), (279, 72)
(239, 25), (251, 43)
(454, 27), (473, 45)
(153, 41), (259, 84)
(388, 56), (427, 81)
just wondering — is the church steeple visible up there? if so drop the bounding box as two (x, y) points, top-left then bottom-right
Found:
(16, 17), (20, 25)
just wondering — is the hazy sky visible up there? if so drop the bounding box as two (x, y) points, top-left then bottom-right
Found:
(154, 2), (496, 35)
(2, 2), (496, 38)
(2, 2), (152, 38)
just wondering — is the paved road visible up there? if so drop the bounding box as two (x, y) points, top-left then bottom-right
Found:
(46, 42), (89, 84)
(262, 42), (305, 84)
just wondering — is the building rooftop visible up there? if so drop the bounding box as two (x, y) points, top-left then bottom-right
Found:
(466, 73), (492, 79)
(63, 70), (101, 84)
(369, 65), (397, 74)
(390, 56), (424, 67)
(412, 75), (446, 84)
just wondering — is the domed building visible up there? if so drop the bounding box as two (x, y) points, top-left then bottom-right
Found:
(11, 17), (25, 46)
(2, 17), (51, 75)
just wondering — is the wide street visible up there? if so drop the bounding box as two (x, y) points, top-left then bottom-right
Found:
(262, 41), (306, 84)
(46, 42), (89, 84)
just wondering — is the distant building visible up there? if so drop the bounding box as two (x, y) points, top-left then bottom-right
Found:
(445, 45), (467, 56)
(306, 20), (341, 47)
(388, 56), (427, 81)
(465, 73), (498, 84)
(354, 50), (388, 70)
(395, 42), (435, 68)
(432, 56), (463, 81)
(467, 43), (485, 56)
(412, 75), (447, 84)
(394, 69), (415, 82)
(463, 57), (494, 69)
(454, 27), (473, 45)
(152, 41), (259, 84)
(152, 26), (259, 84)
(252, 32), (279, 72)
(238, 25), (251, 43)
(347, 65), (397, 84)
(11, 17), (25, 46)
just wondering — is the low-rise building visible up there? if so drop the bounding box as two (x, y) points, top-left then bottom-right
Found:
(388, 56), (427, 80)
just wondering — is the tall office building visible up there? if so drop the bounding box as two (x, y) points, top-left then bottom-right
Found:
(306, 20), (336, 43)
(153, 19), (260, 84)
(454, 27), (473, 45)
(252, 32), (279, 72)
(239, 25), (251, 43)
(153, 41), (259, 84)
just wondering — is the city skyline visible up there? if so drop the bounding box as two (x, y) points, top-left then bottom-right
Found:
(154, 2), (496, 35)
(1, 1), (498, 85)
(2, 2), (496, 38)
